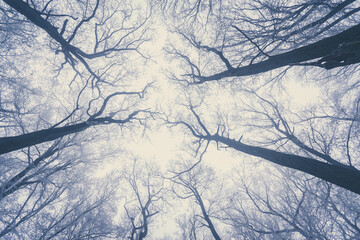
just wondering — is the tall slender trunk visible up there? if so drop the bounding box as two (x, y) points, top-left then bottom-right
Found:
(0, 122), (89, 154)
(194, 188), (222, 240)
(208, 135), (360, 195)
(198, 23), (360, 82)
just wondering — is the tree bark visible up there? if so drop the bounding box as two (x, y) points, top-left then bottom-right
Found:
(197, 23), (360, 83)
(3, 0), (101, 59)
(194, 188), (222, 240)
(207, 135), (360, 195)
(0, 122), (90, 155)
(3, 0), (72, 49)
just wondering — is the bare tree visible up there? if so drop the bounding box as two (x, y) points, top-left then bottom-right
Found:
(222, 167), (360, 239)
(162, 7), (360, 240)
(0, 165), (120, 239)
(119, 159), (166, 240)
(5, 0), (360, 238)
(0, 0), (154, 238)
(0, 86), (150, 155)
(165, 0), (360, 84)
(176, 212), (200, 240)
(2, 0), (151, 79)
(169, 162), (225, 240)
(165, 102), (360, 195)
(34, 178), (119, 240)
(0, 0), (153, 155)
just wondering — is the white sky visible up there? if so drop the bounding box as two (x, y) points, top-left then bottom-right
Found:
(286, 77), (321, 106)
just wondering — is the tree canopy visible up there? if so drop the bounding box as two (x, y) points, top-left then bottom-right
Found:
(1, 0), (360, 239)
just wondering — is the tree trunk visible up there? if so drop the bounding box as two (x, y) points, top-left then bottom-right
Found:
(194, 188), (222, 240)
(0, 122), (90, 155)
(3, 0), (71, 49)
(208, 135), (360, 195)
(198, 23), (360, 82)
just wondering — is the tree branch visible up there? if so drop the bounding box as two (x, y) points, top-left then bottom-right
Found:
(195, 23), (360, 83)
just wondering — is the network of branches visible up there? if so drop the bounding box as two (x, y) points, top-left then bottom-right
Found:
(1, 0), (360, 239)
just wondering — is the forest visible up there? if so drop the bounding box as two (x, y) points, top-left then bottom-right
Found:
(1, 0), (360, 239)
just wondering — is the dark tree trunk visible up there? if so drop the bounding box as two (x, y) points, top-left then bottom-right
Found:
(208, 135), (360, 195)
(0, 122), (90, 155)
(3, 0), (71, 48)
(194, 188), (222, 240)
(198, 24), (360, 83)
(3, 0), (101, 59)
